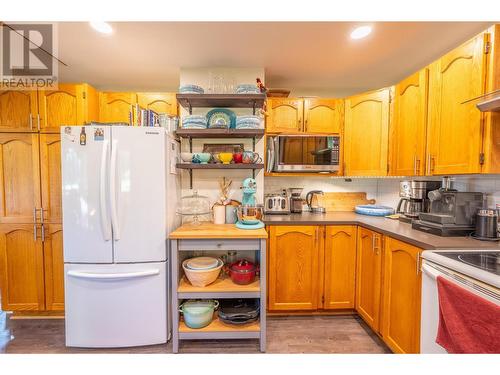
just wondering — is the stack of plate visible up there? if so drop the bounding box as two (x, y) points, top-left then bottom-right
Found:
(179, 84), (205, 94)
(182, 115), (208, 129)
(236, 115), (261, 129)
(236, 84), (260, 94)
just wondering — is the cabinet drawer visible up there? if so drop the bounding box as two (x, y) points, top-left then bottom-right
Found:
(177, 239), (260, 251)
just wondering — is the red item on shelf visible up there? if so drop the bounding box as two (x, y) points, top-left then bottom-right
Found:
(436, 276), (500, 353)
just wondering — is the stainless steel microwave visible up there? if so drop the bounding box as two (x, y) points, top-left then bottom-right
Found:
(266, 135), (340, 173)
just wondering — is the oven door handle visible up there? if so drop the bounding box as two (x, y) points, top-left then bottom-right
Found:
(422, 263), (442, 280)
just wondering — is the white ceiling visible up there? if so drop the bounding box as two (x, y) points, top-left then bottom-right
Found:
(58, 22), (492, 96)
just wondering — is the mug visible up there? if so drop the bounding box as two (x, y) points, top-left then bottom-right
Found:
(233, 152), (243, 164)
(242, 151), (262, 164)
(218, 152), (233, 164)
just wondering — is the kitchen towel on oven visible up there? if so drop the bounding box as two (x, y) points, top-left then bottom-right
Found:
(436, 276), (500, 353)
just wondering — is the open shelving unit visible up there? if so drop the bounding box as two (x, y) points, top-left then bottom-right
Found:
(170, 229), (267, 353)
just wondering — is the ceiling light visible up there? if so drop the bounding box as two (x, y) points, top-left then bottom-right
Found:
(89, 21), (113, 35)
(350, 26), (372, 40)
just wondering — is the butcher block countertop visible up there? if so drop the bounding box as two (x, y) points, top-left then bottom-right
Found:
(169, 222), (268, 239)
(263, 212), (500, 250)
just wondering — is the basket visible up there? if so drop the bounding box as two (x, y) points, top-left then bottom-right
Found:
(182, 258), (223, 287)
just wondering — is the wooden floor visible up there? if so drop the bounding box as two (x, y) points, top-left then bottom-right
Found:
(1, 315), (390, 354)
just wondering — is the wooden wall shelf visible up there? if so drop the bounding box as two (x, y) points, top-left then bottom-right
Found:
(177, 163), (264, 170)
(177, 93), (266, 113)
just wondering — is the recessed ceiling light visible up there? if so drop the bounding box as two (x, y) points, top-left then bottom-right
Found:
(89, 21), (113, 35)
(350, 26), (372, 40)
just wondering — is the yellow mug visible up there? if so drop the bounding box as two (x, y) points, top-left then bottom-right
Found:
(218, 152), (233, 164)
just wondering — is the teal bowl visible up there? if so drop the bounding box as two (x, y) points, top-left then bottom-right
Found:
(194, 153), (211, 164)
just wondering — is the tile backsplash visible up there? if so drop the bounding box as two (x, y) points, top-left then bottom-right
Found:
(264, 175), (500, 209)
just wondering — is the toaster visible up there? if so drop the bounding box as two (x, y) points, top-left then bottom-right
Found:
(264, 193), (290, 214)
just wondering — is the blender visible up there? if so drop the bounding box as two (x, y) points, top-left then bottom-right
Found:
(235, 178), (264, 230)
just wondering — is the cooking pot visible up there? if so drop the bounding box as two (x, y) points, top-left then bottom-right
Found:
(228, 259), (258, 285)
(179, 300), (219, 329)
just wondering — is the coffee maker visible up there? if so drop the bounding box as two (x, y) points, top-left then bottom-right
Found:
(397, 180), (442, 223)
(412, 178), (484, 236)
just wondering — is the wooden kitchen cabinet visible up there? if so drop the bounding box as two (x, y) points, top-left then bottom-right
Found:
(266, 98), (304, 133)
(390, 69), (429, 176)
(137, 92), (177, 115)
(381, 237), (423, 354)
(268, 225), (321, 310)
(304, 99), (343, 134)
(344, 88), (391, 176)
(39, 134), (62, 223)
(427, 31), (488, 175)
(355, 227), (383, 332)
(0, 90), (38, 132)
(0, 133), (41, 224)
(323, 225), (357, 309)
(0, 223), (45, 311)
(99, 92), (137, 123)
(43, 224), (64, 311)
(38, 83), (98, 133)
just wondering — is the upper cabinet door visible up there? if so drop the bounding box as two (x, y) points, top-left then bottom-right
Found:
(39, 134), (62, 223)
(0, 90), (38, 132)
(304, 99), (343, 134)
(38, 84), (83, 133)
(344, 89), (390, 176)
(266, 98), (304, 133)
(137, 93), (177, 116)
(355, 227), (383, 332)
(0, 223), (45, 311)
(427, 33), (487, 175)
(381, 237), (422, 354)
(0, 134), (41, 224)
(99, 92), (137, 123)
(268, 225), (321, 311)
(391, 69), (429, 176)
(323, 225), (357, 309)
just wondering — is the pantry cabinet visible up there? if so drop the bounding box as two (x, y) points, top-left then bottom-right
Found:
(0, 133), (41, 224)
(99, 92), (137, 123)
(0, 90), (38, 132)
(268, 225), (321, 310)
(323, 226), (357, 309)
(137, 92), (178, 115)
(0, 224), (45, 311)
(381, 237), (422, 354)
(43, 224), (64, 311)
(427, 31), (488, 175)
(390, 69), (428, 176)
(355, 227), (383, 332)
(266, 98), (304, 133)
(344, 88), (391, 176)
(304, 99), (343, 134)
(39, 134), (62, 223)
(38, 83), (99, 133)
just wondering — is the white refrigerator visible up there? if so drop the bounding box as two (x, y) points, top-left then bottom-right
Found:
(61, 125), (180, 348)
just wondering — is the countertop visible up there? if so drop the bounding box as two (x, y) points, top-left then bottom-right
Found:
(169, 222), (268, 239)
(263, 212), (500, 250)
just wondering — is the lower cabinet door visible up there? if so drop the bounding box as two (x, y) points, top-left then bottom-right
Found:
(0, 224), (45, 311)
(323, 226), (357, 309)
(355, 227), (383, 331)
(64, 262), (167, 348)
(381, 237), (422, 353)
(43, 224), (64, 311)
(268, 226), (321, 311)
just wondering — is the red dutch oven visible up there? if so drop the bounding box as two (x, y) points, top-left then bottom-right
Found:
(228, 259), (258, 285)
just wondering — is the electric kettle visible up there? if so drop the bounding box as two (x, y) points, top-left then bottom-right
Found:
(305, 190), (326, 213)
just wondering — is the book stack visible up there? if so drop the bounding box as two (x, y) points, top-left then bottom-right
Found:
(129, 104), (160, 127)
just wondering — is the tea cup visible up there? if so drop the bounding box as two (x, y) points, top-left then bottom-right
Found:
(242, 151), (262, 164)
(218, 152), (233, 164)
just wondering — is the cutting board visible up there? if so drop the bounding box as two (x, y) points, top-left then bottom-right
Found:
(310, 192), (376, 212)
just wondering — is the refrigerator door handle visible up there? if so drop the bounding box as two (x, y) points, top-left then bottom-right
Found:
(100, 140), (111, 241)
(110, 139), (120, 241)
(67, 269), (160, 280)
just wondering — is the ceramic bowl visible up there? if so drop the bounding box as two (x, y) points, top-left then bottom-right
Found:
(193, 153), (211, 164)
(180, 152), (193, 163)
(218, 152), (233, 164)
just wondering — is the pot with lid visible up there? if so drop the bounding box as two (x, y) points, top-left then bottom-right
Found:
(228, 259), (258, 285)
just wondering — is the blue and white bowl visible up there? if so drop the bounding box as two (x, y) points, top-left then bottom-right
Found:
(179, 84), (205, 94)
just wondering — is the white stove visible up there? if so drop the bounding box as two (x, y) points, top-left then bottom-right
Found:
(420, 249), (500, 353)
